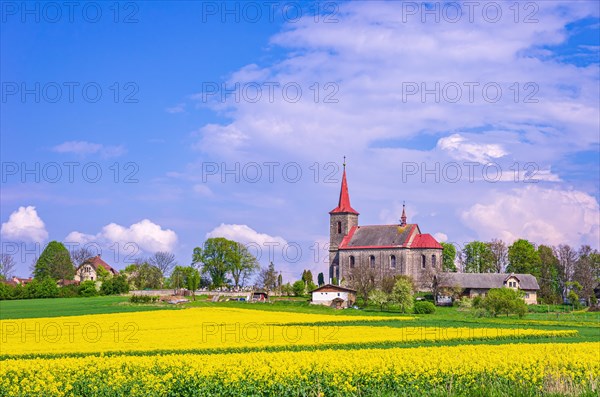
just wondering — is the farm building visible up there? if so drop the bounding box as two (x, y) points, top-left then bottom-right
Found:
(435, 273), (540, 305)
(311, 284), (356, 309)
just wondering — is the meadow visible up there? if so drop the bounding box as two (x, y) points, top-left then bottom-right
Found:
(0, 297), (598, 396)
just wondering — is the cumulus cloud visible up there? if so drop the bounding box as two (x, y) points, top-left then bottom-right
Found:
(206, 224), (287, 246)
(65, 219), (178, 254)
(437, 134), (507, 163)
(461, 186), (600, 247)
(52, 141), (126, 158)
(434, 232), (448, 243)
(1, 206), (48, 243)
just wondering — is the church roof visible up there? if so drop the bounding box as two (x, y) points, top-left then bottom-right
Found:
(329, 167), (359, 215)
(338, 224), (442, 250)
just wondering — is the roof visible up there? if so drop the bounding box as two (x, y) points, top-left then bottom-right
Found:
(436, 273), (540, 290)
(311, 284), (356, 293)
(329, 167), (359, 215)
(78, 255), (118, 274)
(338, 224), (442, 250)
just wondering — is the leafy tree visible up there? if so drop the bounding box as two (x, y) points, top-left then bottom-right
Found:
(79, 280), (99, 297)
(100, 274), (129, 295)
(369, 289), (390, 311)
(229, 243), (259, 288)
(192, 238), (236, 289)
(0, 253), (16, 279)
(34, 241), (74, 280)
(259, 262), (278, 292)
(170, 266), (186, 291)
(487, 239), (508, 273)
(281, 282), (293, 296)
(390, 277), (414, 313)
(184, 267), (201, 300)
(96, 265), (111, 282)
(507, 239), (540, 276)
(440, 243), (457, 272)
(481, 288), (527, 318)
(292, 280), (306, 297)
(573, 245), (599, 305)
(24, 278), (59, 299)
(123, 262), (162, 290)
(462, 241), (494, 273)
(301, 270), (314, 285)
(537, 245), (561, 304)
(148, 251), (177, 278)
(317, 272), (325, 286)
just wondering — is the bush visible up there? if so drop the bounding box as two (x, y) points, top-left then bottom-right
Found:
(101, 275), (130, 295)
(58, 284), (79, 298)
(413, 301), (436, 314)
(456, 297), (473, 310)
(78, 280), (99, 297)
(129, 295), (159, 304)
(25, 278), (59, 299)
(481, 288), (528, 318)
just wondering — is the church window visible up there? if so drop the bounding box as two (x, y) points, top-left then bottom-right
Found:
(349, 256), (355, 268)
(337, 221), (342, 234)
(390, 255), (396, 269)
(421, 255), (426, 269)
(370, 255), (375, 268)
(432, 255), (437, 268)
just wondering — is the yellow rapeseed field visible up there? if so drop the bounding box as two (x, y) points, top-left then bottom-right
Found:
(1, 342), (597, 396)
(0, 307), (575, 356)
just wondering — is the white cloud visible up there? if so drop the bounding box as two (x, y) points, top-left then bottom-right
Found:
(1, 206), (48, 243)
(434, 232), (448, 243)
(437, 134), (507, 163)
(206, 224), (287, 247)
(461, 186), (600, 247)
(66, 219), (178, 254)
(166, 103), (185, 114)
(52, 141), (126, 158)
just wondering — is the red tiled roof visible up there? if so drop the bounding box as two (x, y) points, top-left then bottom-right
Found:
(329, 168), (359, 215)
(339, 224), (417, 249)
(410, 233), (443, 249)
(79, 255), (118, 274)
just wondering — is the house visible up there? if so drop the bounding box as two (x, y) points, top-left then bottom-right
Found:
(251, 290), (269, 302)
(434, 273), (539, 305)
(74, 255), (118, 282)
(311, 284), (356, 309)
(328, 163), (442, 290)
(11, 277), (32, 285)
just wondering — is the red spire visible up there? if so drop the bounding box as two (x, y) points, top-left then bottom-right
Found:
(400, 202), (407, 226)
(329, 161), (359, 215)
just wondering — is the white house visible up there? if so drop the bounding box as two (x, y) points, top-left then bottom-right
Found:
(310, 284), (356, 309)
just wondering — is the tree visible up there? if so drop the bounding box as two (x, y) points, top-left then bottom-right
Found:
(369, 289), (390, 311)
(96, 265), (111, 282)
(317, 272), (325, 286)
(148, 251), (176, 278)
(184, 267), (201, 300)
(390, 276), (414, 313)
(70, 247), (94, 268)
(100, 274), (129, 295)
(302, 270), (314, 285)
(462, 241), (494, 273)
(292, 280), (306, 296)
(123, 262), (162, 290)
(487, 239), (508, 273)
(554, 244), (578, 302)
(34, 241), (74, 280)
(440, 243), (457, 272)
(0, 253), (16, 279)
(78, 280), (99, 297)
(170, 266), (186, 292)
(281, 282), (293, 296)
(348, 259), (377, 304)
(537, 245), (561, 304)
(507, 239), (540, 276)
(259, 262), (278, 292)
(481, 288), (527, 318)
(192, 238), (236, 289)
(573, 245), (599, 305)
(229, 243), (259, 289)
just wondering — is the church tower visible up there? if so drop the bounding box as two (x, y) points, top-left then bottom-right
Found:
(329, 160), (359, 284)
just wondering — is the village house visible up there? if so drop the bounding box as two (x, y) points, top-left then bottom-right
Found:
(311, 284), (357, 309)
(74, 255), (118, 282)
(328, 163), (443, 289)
(435, 273), (540, 305)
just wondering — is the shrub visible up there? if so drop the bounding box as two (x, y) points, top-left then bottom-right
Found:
(78, 280), (98, 297)
(481, 288), (528, 317)
(25, 278), (59, 299)
(101, 275), (130, 295)
(413, 301), (436, 314)
(129, 295), (159, 304)
(58, 284), (79, 298)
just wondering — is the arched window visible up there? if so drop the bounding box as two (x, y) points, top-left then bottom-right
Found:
(421, 255), (426, 269)
(337, 221), (342, 234)
(370, 255), (375, 268)
(349, 256), (355, 269)
(432, 255), (437, 268)
(390, 255), (396, 269)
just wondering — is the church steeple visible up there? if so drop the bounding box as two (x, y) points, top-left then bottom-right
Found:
(329, 159), (359, 215)
(400, 202), (407, 226)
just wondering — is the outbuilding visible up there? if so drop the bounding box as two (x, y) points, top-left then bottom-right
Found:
(310, 284), (356, 309)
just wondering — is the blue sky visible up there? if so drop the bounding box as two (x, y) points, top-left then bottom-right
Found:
(1, 1), (599, 281)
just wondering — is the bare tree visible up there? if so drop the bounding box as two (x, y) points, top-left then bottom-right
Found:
(0, 253), (16, 279)
(573, 245), (599, 304)
(70, 247), (94, 268)
(554, 244), (578, 301)
(348, 261), (377, 303)
(148, 251), (176, 277)
(258, 262), (278, 292)
(487, 239), (508, 273)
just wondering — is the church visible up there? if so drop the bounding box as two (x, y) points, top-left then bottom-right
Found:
(328, 164), (443, 289)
